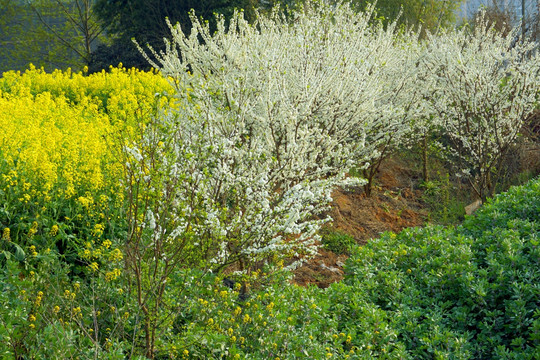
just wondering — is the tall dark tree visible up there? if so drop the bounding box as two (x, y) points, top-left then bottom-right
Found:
(89, 0), (258, 72)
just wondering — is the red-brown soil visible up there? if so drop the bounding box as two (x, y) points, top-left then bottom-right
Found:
(293, 159), (428, 288)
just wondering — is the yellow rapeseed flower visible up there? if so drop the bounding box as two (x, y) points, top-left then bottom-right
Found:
(28, 222), (38, 238)
(72, 307), (82, 317)
(101, 239), (112, 249)
(105, 268), (121, 281)
(109, 248), (123, 262)
(49, 224), (59, 236)
(34, 293), (43, 307)
(2, 228), (10, 241)
(88, 262), (99, 272)
(93, 223), (105, 237)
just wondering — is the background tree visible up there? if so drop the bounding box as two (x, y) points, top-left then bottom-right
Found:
(0, 0), (106, 73)
(349, 0), (464, 33)
(90, 0), (259, 72)
(27, 0), (106, 67)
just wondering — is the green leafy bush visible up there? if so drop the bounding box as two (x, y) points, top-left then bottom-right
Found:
(341, 177), (540, 359)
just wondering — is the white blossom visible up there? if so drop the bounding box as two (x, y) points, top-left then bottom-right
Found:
(420, 12), (540, 199)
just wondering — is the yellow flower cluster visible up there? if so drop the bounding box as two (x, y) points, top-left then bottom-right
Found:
(64, 289), (76, 301)
(88, 262), (99, 272)
(92, 223), (105, 238)
(72, 306), (82, 318)
(49, 224), (59, 236)
(109, 248), (123, 262)
(0, 90), (111, 196)
(34, 290), (44, 307)
(105, 268), (121, 282)
(28, 222), (38, 238)
(0, 65), (174, 200)
(2, 227), (10, 241)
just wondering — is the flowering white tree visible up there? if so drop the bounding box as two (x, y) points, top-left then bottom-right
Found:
(129, 0), (418, 277)
(357, 31), (425, 194)
(421, 14), (540, 201)
(127, 4), (420, 354)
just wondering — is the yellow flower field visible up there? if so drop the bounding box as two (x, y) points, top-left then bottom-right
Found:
(0, 65), (174, 198)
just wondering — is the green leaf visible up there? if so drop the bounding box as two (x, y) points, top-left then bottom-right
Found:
(12, 244), (25, 262)
(1, 250), (11, 261)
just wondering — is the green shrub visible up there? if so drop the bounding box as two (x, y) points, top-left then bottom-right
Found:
(341, 177), (540, 359)
(321, 229), (356, 255)
(420, 172), (468, 225)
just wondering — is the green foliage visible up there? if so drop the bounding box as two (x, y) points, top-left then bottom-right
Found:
(342, 177), (540, 359)
(156, 267), (409, 359)
(420, 172), (468, 225)
(348, 0), (463, 32)
(320, 228), (356, 254)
